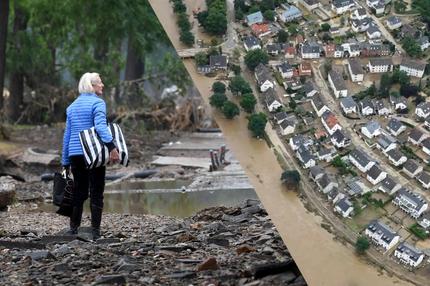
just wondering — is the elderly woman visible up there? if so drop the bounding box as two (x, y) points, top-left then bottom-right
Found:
(62, 72), (119, 240)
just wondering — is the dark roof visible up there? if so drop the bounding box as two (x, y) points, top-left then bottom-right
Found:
(348, 58), (363, 75)
(367, 24), (380, 35)
(302, 42), (321, 54)
(297, 146), (314, 163)
(373, 99), (387, 111)
(311, 94), (327, 111)
(255, 63), (273, 85)
(310, 165), (325, 178)
(291, 134), (313, 147)
(264, 89), (280, 106)
(422, 138), (430, 150)
(341, 96), (356, 109)
(317, 173), (336, 189)
(369, 58), (392, 66)
(331, 129), (348, 143)
(367, 220), (398, 244)
(387, 118), (403, 132)
(386, 148), (404, 162)
(367, 164), (384, 180)
(302, 81), (317, 95)
(209, 55), (227, 68)
(347, 179), (365, 196)
(278, 62), (293, 73)
(244, 36), (260, 48)
(328, 70), (347, 90)
(266, 43), (281, 53)
(418, 172), (430, 185)
(396, 242), (423, 263)
(403, 159), (421, 173)
(360, 99), (374, 109)
(363, 120), (380, 134)
(336, 197), (353, 212)
(380, 176), (399, 192)
(350, 148), (372, 167)
(401, 58), (426, 71)
(387, 16), (401, 25)
(274, 111), (288, 122)
(396, 188), (427, 211)
(332, 0), (354, 8)
(280, 118), (295, 129)
(417, 102), (430, 114)
(409, 128), (425, 142)
(389, 95), (407, 107)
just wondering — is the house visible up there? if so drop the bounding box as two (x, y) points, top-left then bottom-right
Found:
(328, 70), (348, 98)
(367, 58), (393, 73)
(351, 18), (371, 33)
(245, 11), (263, 26)
(243, 36), (261, 51)
(418, 212), (430, 229)
(417, 171), (430, 189)
(415, 102), (430, 119)
(386, 16), (402, 30)
(373, 99), (391, 116)
(400, 24), (419, 39)
(334, 197), (354, 217)
(327, 188), (345, 204)
(309, 165), (325, 182)
(360, 99), (374, 116)
(251, 23), (271, 38)
(289, 134), (313, 151)
(349, 148), (375, 172)
(197, 65), (212, 75)
(299, 0), (320, 11)
(393, 188), (428, 218)
(296, 146), (316, 169)
(386, 118), (406, 136)
(422, 138), (430, 156)
(332, 0), (355, 14)
(418, 36), (430, 51)
(266, 43), (281, 56)
(408, 128), (427, 145)
(209, 55), (228, 71)
(389, 96), (408, 112)
(372, 2), (385, 15)
(274, 111), (288, 124)
(366, 164), (387, 185)
(348, 58), (364, 82)
(299, 62), (312, 76)
(360, 43), (391, 57)
(280, 5), (302, 22)
(255, 64), (275, 92)
(280, 119), (296, 135)
(361, 120), (381, 139)
(379, 175), (401, 195)
(311, 94), (330, 117)
(301, 42), (321, 59)
(351, 7), (367, 20)
(316, 173), (339, 194)
(400, 58), (426, 78)
(331, 129), (351, 148)
(365, 220), (400, 251)
(330, 27), (340, 36)
(302, 81), (318, 97)
(264, 89), (282, 112)
(317, 146), (336, 162)
(284, 44), (296, 58)
(321, 110), (342, 135)
(278, 62), (294, 79)
(367, 25), (381, 39)
(386, 149), (407, 167)
(376, 133), (397, 154)
(343, 43), (361, 57)
(284, 78), (302, 91)
(402, 159), (423, 178)
(346, 179), (368, 196)
(394, 242), (425, 268)
(324, 44), (344, 58)
(340, 96), (357, 114)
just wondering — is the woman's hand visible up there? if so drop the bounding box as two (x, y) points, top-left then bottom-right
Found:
(109, 148), (120, 164)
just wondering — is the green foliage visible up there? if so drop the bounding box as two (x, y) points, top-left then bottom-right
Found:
(409, 223), (429, 240)
(199, 0), (227, 35)
(248, 112), (267, 138)
(394, 0), (407, 12)
(289, 99), (297, 110)
(240, 93), (257, 113)
(231, 64), (241, 75)
(263, 10), (275, 21)
(379, 73), (392, 97)
(229, 76), (252, 95)
(195, 51), (209, 66)
(277, 29), (288, 43)
(287, 23), (299, 36)
(212, 81), (226, 93)
(355, 236), (370, 254)
(320, 23), (331, 32)
(352, 201), (362, 216)
(172, 1), (195, 47)
(392, 69), (410, 86)
(402, 37), (422, 58)
(222, 100), (240, 119)
(412, 0), (430, 22)
(210, 92), (228, 109)
(244, 49), (269, 71)
(331, 155), (349, 175)
(281, 170), (301, 189)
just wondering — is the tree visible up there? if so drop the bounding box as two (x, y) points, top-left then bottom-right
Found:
(210, 92), (228, 109)
(244, 49), (269, 71)
(231, 64), (241, 75)
(240, 93), (257, 113)
(355, 236), (370, 254)
(229, 76), (252, 95)
(248, 112), (267, 138)
(212, 81), (226, 93)
(277, 29), (288, 43)
(222, 101), (240, 119)
(402, 37), (422, 58)
(379, 73), (392, 97)
(287, 23), (298, 36)
(289, 98), (297, 110)
(263, 10), (275, 21)
(392, 69), (410, 86)
(320, 23), (331, 32)
(195, 51), (208, 66)
(179, 30), (194, 46)
(281, 170), (301, 190)
(322, 33), (332, 43)
(400, 84), (419, 97)
(260, 0), (275, 11)
(394, 0), (407, 13)
(0, 0), (9, 111)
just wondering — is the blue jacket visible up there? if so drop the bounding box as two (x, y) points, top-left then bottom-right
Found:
(62, 93), (113, 166)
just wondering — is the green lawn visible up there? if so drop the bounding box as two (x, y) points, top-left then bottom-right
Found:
(346, 205), (387, 233)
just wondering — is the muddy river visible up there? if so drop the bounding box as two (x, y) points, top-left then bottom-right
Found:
(148, 1), (414, 285)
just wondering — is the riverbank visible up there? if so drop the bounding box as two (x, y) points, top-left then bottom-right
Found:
(0, 200), (305, 286)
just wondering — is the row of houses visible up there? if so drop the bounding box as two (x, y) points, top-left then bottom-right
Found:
(339, 96), (408, 117)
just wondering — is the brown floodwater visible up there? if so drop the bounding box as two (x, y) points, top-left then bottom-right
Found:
(148, 1), (414, 285)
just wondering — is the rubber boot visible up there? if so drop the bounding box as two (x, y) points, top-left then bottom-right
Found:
(91, 204), (103, 240)
(67, 205), (83, 235)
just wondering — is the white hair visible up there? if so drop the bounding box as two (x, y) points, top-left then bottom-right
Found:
(78, 72), (100, 93)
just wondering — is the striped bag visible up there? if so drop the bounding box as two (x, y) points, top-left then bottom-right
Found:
(79, 123), (129, 169)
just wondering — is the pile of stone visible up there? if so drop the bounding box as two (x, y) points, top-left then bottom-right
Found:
(0, 200), (306, 285)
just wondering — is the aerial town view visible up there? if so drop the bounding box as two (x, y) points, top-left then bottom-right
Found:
(1, 0), (430, 285)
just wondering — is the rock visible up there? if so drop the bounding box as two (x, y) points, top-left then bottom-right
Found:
(262, 246), (274, 255)
(53, 262), (70, 272)
(175, 258), (203, 264)
(236, 245), (256, 255)
(22, 148), (59, 166)
(20, 229), (38, 236)
(166, 271), (196, 279)
(114, 258), (139, 273)
(156, 243), (195, 252)
(242, 205), (261, 215)
(0, 177), (16, 210)
(25, 250), (55, 261)
(176, 232), (196, 242)
(52, 244), (71, 257)
(207, 237), (230, 247)
(94, 274), (126, 285)
(256, 235), (271, 245)
(197, 257), (219, 271)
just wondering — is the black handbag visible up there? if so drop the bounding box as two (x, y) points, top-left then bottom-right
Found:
(53, 172), (74, 217)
